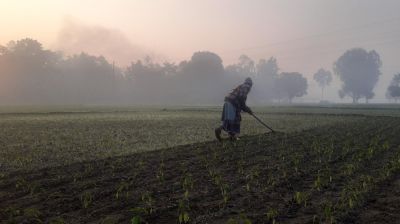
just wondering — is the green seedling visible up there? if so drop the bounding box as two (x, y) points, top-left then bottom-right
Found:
(314, 175), (322, 191)
(220, 183), (229, 204)
(80, 191), (93, 209)
(226, 214), (252, 224)
(323, 202), (335, 224)
(266, 208), (278, 224)
(115, 180), (131, 199)
(49, 217), (66, 224)
(294, 191), (308, 207)
(23, 207), (42, 222)
(156, 159), (165, 183)
(131, 215), (141, 224)
(178, 199), (190, 224)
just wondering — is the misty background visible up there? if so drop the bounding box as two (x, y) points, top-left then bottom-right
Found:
(1, 0), (400, 105)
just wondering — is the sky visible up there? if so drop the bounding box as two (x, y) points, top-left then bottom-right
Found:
(1, 0), (400, 102)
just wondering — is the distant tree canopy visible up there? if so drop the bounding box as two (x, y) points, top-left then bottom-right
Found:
(334, 48), (382, 103)
(0, 38), (312, 105)
(0, 39), (62, 103)
(275, 72), (308, 103)
(257, 57), (279, 79)
(225, 56), (282, 103)
(386, 73), (400, 102)
(313, 68), (332, 101)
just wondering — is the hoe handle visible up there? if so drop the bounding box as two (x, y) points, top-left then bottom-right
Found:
(251, 114), (275, 132)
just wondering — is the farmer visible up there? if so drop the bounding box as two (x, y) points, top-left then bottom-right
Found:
(215, 77), (253, 141)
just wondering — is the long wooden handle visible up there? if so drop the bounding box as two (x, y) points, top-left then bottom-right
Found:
(251, 114), (275, 132)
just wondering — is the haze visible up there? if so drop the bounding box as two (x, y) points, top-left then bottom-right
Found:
(1, 0), (400, 103)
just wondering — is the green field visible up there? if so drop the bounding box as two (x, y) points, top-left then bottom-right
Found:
(0, 106), (366, 175)
(1, 105), (400, 223)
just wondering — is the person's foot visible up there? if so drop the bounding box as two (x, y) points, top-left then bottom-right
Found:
(229, 133), (240, 142)
(215, 127), (222, 142)
(229, 134), (240, 141)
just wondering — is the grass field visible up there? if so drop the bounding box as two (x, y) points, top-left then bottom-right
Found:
(0, 107), (361, 175)
(1, 105), (400, 223)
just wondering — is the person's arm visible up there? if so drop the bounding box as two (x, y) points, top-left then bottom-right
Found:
(237, 86), (252, 114)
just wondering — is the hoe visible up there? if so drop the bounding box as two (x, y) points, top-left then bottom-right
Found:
(251, 113), (275, 133)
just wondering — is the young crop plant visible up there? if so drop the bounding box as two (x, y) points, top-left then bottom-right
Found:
(266, 208), (279, 224)
(206, 169), (230, 206)
(312, 215), (319, 224)
(360, 175), (373, 190)
(115, 179), (132, 199)
(322, 202), (335, 224)
(292, 156), (301, 174)
(130, 207), (147, 224)
(220, 183), (229, 205)
(100, 215), (123, 224)
(314, 175), (322, 191)
(3, 206), (21, 222)
(245, 167), (260, 192)
(237, 160), (245, 175)
(23, 207), (42, 223)
(129, 191), (156, 223)
(313, 172), (326, 191)
(130, 216), (141, 224)
(382, 141), (390, 151)
(80, 191), (93, 209)
(49, 217), (67, 224)
(226, 213), (252, 224)
(14, 177), (41, 196)
(266, 174), (276, 187)
(294, 191), (308, 207)
(84, 163), (94, 175)
(15, 177), (28, 191)
(140, 191), (155, 215)
(156, 159), (165, 184)
(343, 164), (356, 176)
(177, 199), (190, 224)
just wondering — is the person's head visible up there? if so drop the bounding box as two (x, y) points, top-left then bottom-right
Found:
(243, 77), (253, 90)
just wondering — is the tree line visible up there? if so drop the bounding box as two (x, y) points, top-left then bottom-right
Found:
(0, 38), (398, 105)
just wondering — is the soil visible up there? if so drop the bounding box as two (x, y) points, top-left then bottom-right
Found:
(343, 174), (400, 224)
(1, 117), (400, 224)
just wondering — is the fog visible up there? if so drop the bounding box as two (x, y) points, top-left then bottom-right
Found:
(1, 0), (400, 105)
(1, 37), (397, 105)
(55, 19), (158, 66)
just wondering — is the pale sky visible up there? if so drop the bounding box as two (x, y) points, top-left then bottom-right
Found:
(1, 0), (400, 102)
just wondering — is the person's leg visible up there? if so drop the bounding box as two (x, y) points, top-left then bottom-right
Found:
(215, 125), (223, 141)
(229, 122), (241, 141)
(215, 102), (227, 141)
(216, 102), (237, 141)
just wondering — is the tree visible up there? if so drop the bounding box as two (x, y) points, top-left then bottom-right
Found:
(256, 57), (278, 78)
(333, 48), (382, 103)
(125, 57), (174, 104)
(0, 38), (61, 103)
(275, 72), (308, 103)
(238, 54), (255, 77)
(177, 51), (225, 104)
(60, 53), (118, 104)
(255, 57), (279, 102)
(225, 54), (256, 78)
(180, 51), (225, 80)
(386, 73), (400, 103)
(313, 68), (332, 101)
